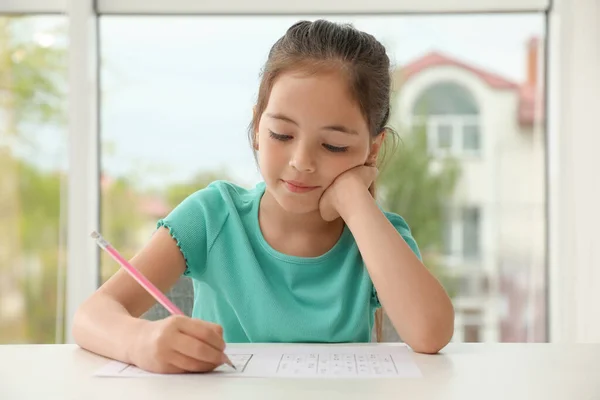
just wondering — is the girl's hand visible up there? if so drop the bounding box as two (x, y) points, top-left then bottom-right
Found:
(319, 165), (378, 221)
(129, 315), (228, 374)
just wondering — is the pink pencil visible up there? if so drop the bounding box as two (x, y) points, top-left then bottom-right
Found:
(90, 230), (236, 370)
(91, 230), (184, 315)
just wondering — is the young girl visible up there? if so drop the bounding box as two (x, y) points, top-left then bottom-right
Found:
(72, 19), (454, 374)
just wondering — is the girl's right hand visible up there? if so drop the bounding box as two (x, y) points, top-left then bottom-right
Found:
(129, 315), (228, 374)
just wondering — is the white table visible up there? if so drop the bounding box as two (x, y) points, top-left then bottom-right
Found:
(1, 343), (598, 400)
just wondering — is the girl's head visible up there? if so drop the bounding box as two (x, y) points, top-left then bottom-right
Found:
(249, 20), (392, 215)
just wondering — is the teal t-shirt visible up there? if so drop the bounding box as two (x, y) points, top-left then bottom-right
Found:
(157, 180), (421, 343)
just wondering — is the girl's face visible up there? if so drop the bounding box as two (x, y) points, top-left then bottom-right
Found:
(255, 70), (382, 215)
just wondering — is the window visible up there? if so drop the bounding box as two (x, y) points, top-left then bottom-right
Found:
(462, 207), (481, 259)
(412, 82), (481, 156)
(413, 82), (479, 116)
(463, 123), (481, 152)
(437, 123), (453, 149)
(415, 117), (482, 156)
(441, 206), (481, 261)
(10, 0), (600, 351)
(464, 324), (481, 342)
(0, 15), (68, 344)
(442, 208), (453, 256)
(101, 12), (547, 345)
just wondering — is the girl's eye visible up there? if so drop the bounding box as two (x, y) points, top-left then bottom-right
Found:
(269, 130), (292, 141)
(323, 144), (349, 153)
(269, 130), (348, 153)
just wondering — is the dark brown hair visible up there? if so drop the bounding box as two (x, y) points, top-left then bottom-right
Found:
(249, 19), (393, 342)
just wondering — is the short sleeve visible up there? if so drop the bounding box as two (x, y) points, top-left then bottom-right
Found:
(372, 212), (422, 308)
(156, 184), (226, 279)
(386, 212), (422, 261)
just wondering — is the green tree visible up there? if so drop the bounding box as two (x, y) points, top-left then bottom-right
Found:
(99, 170), (232, 283)
(164, 170), (231, 209)
(102, 178), (146, 253)
(100, 176), (149, 282)
(378, 125), (461, 297)
(0, 16), (66, 343)
(18, 159), (64, 343)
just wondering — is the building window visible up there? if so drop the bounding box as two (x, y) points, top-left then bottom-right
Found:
(442, 207), (453, 256)
(412, 81), (481, 157)
(462, 206), (481, 259)
(412, 81), (479, 116)
(437, 123), (453, 149)
(441, 206), (482, 261)
(462, 123), (481, 152)
(421, 117), (482, 156)
(464, 325), (481, 342)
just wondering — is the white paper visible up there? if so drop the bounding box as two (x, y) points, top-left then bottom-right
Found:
(94, 344), (422, 379)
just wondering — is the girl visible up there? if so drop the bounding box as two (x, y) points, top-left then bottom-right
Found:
(72, 19), (454, 374)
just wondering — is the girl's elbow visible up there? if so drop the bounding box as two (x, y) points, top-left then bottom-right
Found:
(410, 336), (450, 354)
(70, 304), (88, 346)
(70, 297), (99, 347)
(410, 317), (455, 354)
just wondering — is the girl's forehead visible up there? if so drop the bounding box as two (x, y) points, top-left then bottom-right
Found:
(268, 71), (361, 113)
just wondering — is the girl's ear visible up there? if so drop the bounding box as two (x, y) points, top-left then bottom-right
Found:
(367, 131), (385, 166)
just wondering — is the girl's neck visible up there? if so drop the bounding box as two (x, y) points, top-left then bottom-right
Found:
(258, 190), (345, 257)
(259, 190), (342, 233)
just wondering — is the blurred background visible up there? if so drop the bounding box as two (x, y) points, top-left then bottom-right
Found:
(1, 1), (584, 345)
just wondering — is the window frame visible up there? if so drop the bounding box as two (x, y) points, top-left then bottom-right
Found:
(415, 115), (483, 158)
(8, 0), (600, 345)
(96, 0), (550, 15)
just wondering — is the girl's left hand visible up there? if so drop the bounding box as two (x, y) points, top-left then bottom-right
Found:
(319, 165), (378, 221)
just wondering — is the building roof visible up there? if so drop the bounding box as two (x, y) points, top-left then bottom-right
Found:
(399, 51), (520, 90)
(395, 48), (544, 127)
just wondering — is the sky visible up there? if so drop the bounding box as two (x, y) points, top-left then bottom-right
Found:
(22, 13), (545, 190)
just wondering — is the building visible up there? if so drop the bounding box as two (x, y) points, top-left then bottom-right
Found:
(391, 38), (546, 342)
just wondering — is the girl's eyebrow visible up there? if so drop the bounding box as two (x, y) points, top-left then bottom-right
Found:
(266, 112), (358, 135)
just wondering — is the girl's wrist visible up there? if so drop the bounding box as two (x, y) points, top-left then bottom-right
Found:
(124, 317), (151, 365)
(335, 181), (373, 220)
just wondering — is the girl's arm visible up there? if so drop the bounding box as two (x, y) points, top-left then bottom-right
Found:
(72, 228), (187, 363)
(338, 181), (455, 354)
